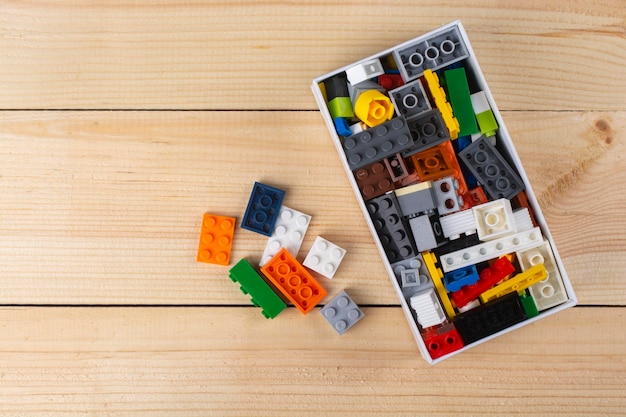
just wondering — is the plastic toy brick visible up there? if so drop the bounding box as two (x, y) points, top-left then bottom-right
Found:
(440, 226), (543, 273)
(241, 182), (285, 237)
(517, 240), (568, 311)
(228, 258), (287, 319)
(303, 236), (346, 279)
(333, 117), (352, 137)
(391, 254), (433, 299)
(354, 90), (395, 127)
(402, 109), (451, 157)
(394, 181), (435, 217)
(389, 78), (431, 119)
(348, 79), (386, 104)
(260, 205), (311, 267)
(458, 136), (525, 200)
(443, 264), (479, 293)
(393, 25), (469, 82)
(423, 324), (465, 359)
(513, 208), (534, 233)
(354, 161), (394, 200)
(432, 232), (480, 260)
(320, 290), (364, 335)
(365, 193), (417, 263)
(432, 176), (463, 215)
(511, 190), (539, 228)
(520, 292), (539, 318)
(423, 251), (456, 319)
(450, 256), (516, 309)
(410, 288), (447, 329)
(401, 268), (430, 289)
(324, 73), (354, 119)
(197, 213), (236, 266)
(472, 198), (517, 242)
(411, 140), (468, 196)
(408, 214), (446, 252)
(467, 186), (488, 207)
(439, 208), (477, 240)
(422, 69), (460, 139)
(345, 58), (385, 85)
(260, 248), (327, 315)
(444, 67), (479, 136)
(378, 73), (404, 91)
(342, 117), (413, 170)
(454, 292), (527, 345)
(479, 264), (547, 304)
(384, 153), (409, 182)
(470, 91), (498, 137)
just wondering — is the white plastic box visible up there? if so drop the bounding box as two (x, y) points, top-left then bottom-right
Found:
(311, 21), (576, 364)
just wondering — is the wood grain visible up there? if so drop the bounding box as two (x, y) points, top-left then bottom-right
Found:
(0, 110), (624, 305)
(0, 306), (623, 416)
(1, 1), (625, 110)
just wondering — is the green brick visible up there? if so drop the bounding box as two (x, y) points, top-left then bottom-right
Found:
(229, 259), (286, 319)
(444, 67), (479, 136)
(476, 110), (498, 137)
(520, 293), (539, 318)
(327, 97), (354, 119)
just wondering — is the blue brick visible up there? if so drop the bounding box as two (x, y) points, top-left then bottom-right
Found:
(241, 182), (285, 236)
(444, 264), (479, 292)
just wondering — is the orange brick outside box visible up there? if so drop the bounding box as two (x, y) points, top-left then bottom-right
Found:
(197, 213), (236, 266)
(261, 248), (328, 314)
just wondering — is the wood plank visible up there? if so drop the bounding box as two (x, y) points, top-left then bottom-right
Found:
(0, 306), (623, 416)
(1, 1), (625, 110)
(0, 111), (624, 305)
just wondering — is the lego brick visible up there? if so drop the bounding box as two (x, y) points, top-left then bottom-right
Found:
(391, 254), (433, 299)
(472, 198), (517, 242)
(423, 324), (465, 359)
(458, 136), (525, 200)
(366, 193), (417, 263)
(467, 186), (488, 207)
(443, 264), (479, 293)
(453, 292), (527, 345)
(401, 268), (430, 289)
(342, 117), (414, 170)
(259, 206), (311, 267)
(520, 292), (539, 318)
(411, 141), (468, 196)
(394, 181), (435, 217)
(346, 58), (385, 85)
(408, 214), (446, 252)
(333, 117), (352, 137)
(450, 256), (515, 308)
(389, 78), (431, 119)
(228, 259), (287, 319)
(439, 208), (477, 240)
(348, 79), (386, 104)
(443, 67), (479, 136)
(196, 213), (236, 266)
(261, 248), (328, 315)
(402, 109), (451, 156)
(320, 290), (364, 335)
(393, 25), (469, 82)
(432, 231), (480, 259)
(328, 97), (355, 119)
(410, 288), (447, 329)
(303, 236), (346, 279)
(423, 252), (456, 319)
(511, 190), (539, 228)
(517, 240), (568, 311)
(241, 182), (285, 237)
(440, 227), (543, 273)
(354, 161), (394, 200)
(383, 153), (409, 182)
(432, 176), (463, 215)
(324, 73), (349, 102)
(470, 91), (498, 137)
(377, 73), (404, 91)
(479, 264), (548, 304)
(513, 208), (533, 232)
(422, 70), (460, 139)
(354, 90), (394, 127)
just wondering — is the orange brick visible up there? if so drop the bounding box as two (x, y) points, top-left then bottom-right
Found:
(197, 213), (235, 266)
(261, 248), (327, 314)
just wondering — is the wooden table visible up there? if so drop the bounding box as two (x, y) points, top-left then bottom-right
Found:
(1, 2), (625, 415)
